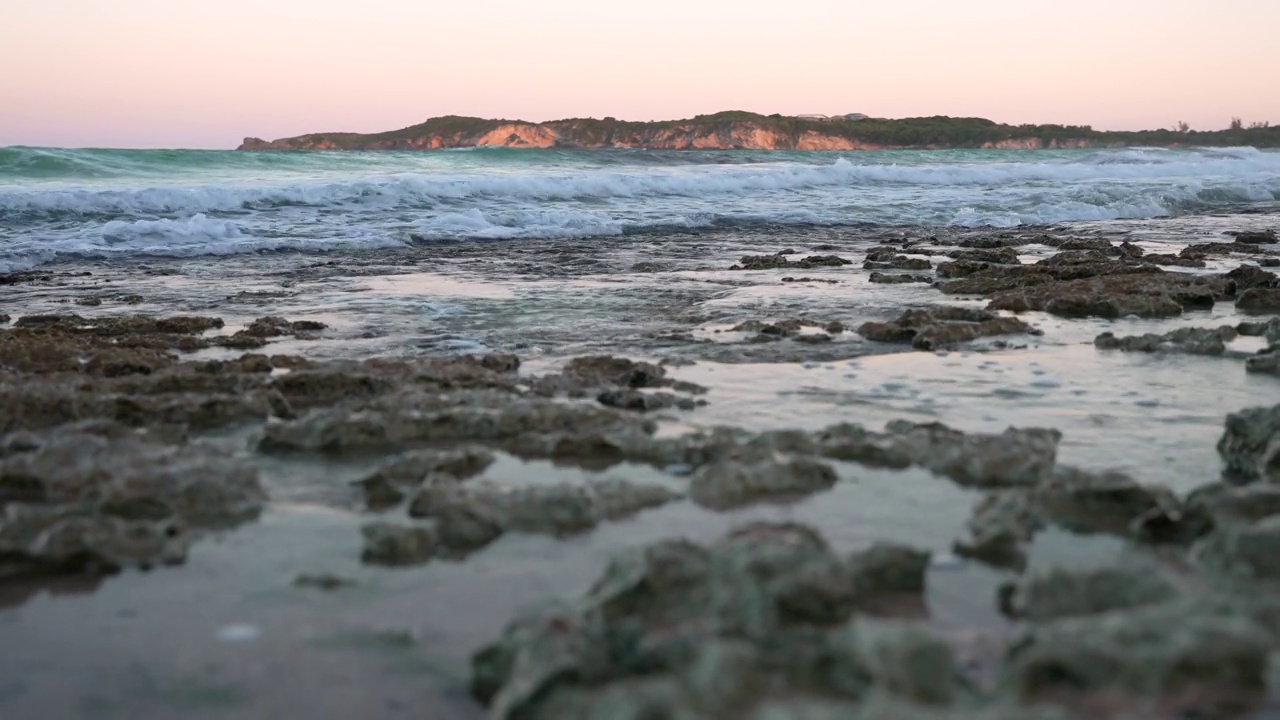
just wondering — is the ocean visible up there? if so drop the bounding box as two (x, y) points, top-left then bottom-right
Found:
(3, 145), (1280, 719)
(2, 145), (1279, 272)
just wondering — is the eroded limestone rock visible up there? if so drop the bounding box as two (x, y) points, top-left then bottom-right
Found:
(857, 307), (1038, 351)
(952, 490), (1041, 571)
(360, 522), (437, 566)
(1232, 230), (1278, 245)
(531, 355), (707, 398)
(1235, 317), (1280, 340)
(1217, 403), (1280, 484)
(847, 543), (931, 596)
(1008, 563), (1179, 621)
(1237, 288), (1280, 313)
(1246, 349), (1280, 376)
(1094, 326), (1238, 356)
(864, 256), (932, 271)
(690, 457), (838, 510)
(1143, 253), (1206, 268)
(1036, 466), (1177, 536)
(884, 421), (1060, 488)
(872, 271), (937, 287)
(954, 467), (1178, 569)
(944, 247), (1021, 264)
(732, 254), (852, 271)
(816, 421), (1061, 489)
(597, 389), (698, 412)
(987, 273), (1219, 319)
(471, 523), (953, 720)
(0, 505), (189, 578)
(1225, 265), (1278, 292)
(1195, 515), (1280, 579)
(1002, 601), (1270, 715)
(358, 446), (495, 509)
(1056, 238), (1117, 252)
(0, 428), (264, 578)
(847, 621), (963, 707)
(259, 391), (649, 456)
(1181, 241), (1280, 259)
(729, 318), (845, 342)
(407, 479), (681, 555)
(939, 260), (1163, 297)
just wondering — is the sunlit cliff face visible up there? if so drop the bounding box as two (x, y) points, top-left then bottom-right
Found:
(2, 0), (1279, 148)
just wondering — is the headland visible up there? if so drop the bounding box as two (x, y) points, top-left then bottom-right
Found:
(239, 111), (1280, 151)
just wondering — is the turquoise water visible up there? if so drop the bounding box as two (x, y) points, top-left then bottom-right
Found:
(1, 146), (1278, 271)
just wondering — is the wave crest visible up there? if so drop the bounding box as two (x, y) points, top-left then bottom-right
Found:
(2, 146), (1278, 270)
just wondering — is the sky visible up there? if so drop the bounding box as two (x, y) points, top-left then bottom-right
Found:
(2, 0), (1278, 149)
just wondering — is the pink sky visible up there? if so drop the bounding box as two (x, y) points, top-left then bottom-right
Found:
(2, 0), (1278, 149)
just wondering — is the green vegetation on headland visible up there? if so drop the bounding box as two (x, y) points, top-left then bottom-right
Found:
(238, 111), (1280, 151)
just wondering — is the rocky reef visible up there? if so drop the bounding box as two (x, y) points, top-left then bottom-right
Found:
(465, 398), (1280, 719)
(5, 222), (1280, 719)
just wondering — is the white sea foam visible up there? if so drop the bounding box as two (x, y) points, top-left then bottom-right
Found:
(3, 147), (1278, 216)
(1, 147), (1278, 269)
(0, 212), (403, 273)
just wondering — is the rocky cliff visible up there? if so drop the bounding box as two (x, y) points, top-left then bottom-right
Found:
(237, 112), (1280, 151)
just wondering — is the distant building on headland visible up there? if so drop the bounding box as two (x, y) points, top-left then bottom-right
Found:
(795, 113), (871, 122)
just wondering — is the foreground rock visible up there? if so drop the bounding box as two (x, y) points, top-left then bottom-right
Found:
(1, 314), (222, 377)
(819, 421), (1061, 489)
(1038, 466), (1177, 535)
(596, 389), (698, 412)
(360, 522), (438, 566)
(1006, 562), (1179, 621)
(1181, 241), (1280, 261)
(1195, 515), (1280, 580)
(0, 426), (265, 578)
(1236, 288), (1280, 313)
(2, 313), (332, 363)
(530, 355), (707, 398)
(863, 254), (932, 271)
(952, 490), (1042, 570)
(471, 518), (1272, 719)
(405, 478), (681, 556)
(1232, 230), (1278, 244)
(987, 273), (1221, 319)
(937, 254), (1162, 295)
(1217, 403), (1280, 484)
(0, 325), (525, 434)
(856, 306), (1039, 351)
(358, 446), (496, 509)
(731, 253), (852, 271)
(944, 247), (1021, 264)
(471, 523), (946, 720)
(868, 272), (933, 284)
(1236, 316), (1280, 341)
(1094, 326), (1238, 356)
(214, 315), (329, 349)
(1002, 600), (1271, 716)
(954, 466), (1178, 569)
(690, 457), (837, 509)
(258, 389), (663, 462)
(1224, 264), (1279, 292)
(1246, 349), (1280, 376)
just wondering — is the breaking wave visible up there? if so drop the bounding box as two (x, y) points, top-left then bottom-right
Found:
(1, 146), (1278, 270)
